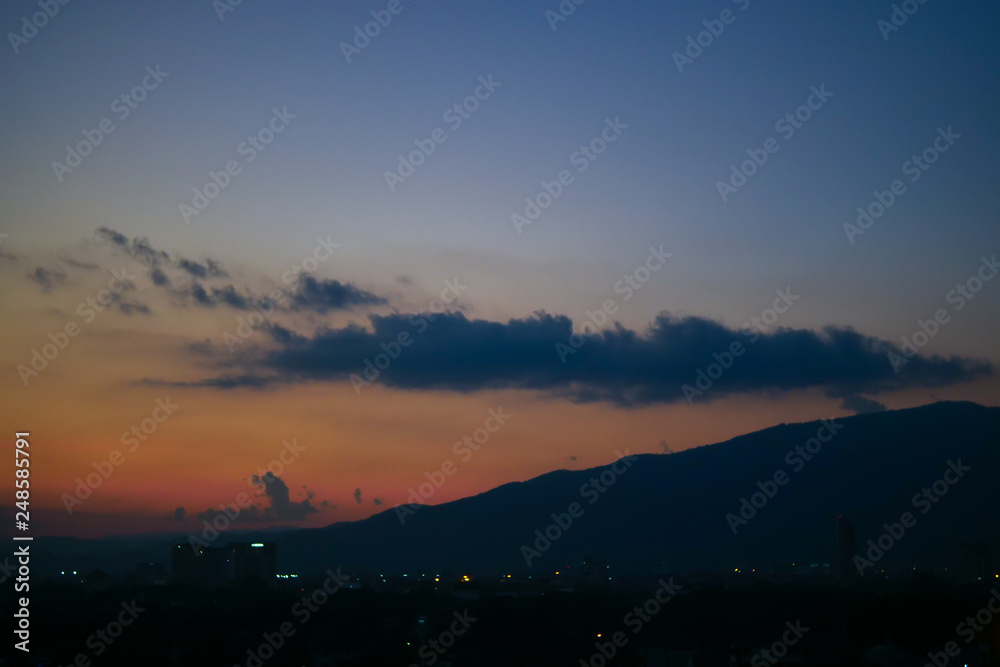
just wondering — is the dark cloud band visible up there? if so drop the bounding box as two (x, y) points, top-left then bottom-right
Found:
(183, 311), (991, 406)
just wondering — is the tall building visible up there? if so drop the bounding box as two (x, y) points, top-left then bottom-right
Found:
(172, 541), (277, 587)
(835, 515), (857, 581)
(231, 542), (277, 583)
(172, 542), (232, 587)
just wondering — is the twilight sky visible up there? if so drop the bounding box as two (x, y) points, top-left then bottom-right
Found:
(1, 0), (999, 537)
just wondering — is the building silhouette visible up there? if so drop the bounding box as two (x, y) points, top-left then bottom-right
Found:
(172, 541), (276, 587)
(232, 541), (276, 583)
(835, 515), (857, 581)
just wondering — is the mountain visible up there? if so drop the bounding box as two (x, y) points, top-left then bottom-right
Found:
(274, 401), (1000, 576)
(34, 401), (1000, 577)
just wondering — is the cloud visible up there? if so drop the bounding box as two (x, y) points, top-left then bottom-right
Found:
(186, 339), (217, 356)
(116, 300), (152, 316)
(373, 497), (384, 506)
(167, 276), (385, 314)
(150, 267), (170, 286)
(24, 255), (146, 313)
(250, 472), (324, 521)
(177, 311), (991, 406)
(92, 228), (388, 316)
(353, 488), (362, 504)
(60, 257), (100, 271)
(189, 284), (213, 306)
(178, 283), (254, 309)
(95, 227), (230, 290)
(151, 373), (274, 390)
(177, 258), (227, 279)
(99, 283), (151, 316)
(211, 285), (249, 308)
(837, 393), (888, 415)
(196, 472), (325, 523)
(291, 275), (387, 313)
(96, 227), (170, 268)
(27, 267), (67, 292)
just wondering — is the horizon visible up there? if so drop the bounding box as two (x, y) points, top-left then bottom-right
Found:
(26, 399), (999, 541)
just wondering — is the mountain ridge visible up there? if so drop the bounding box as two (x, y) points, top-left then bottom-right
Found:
(32, 401), (1000, 578)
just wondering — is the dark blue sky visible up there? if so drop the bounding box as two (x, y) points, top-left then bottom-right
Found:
(3, 1), (998, 351)
(3, 0), (999, 359)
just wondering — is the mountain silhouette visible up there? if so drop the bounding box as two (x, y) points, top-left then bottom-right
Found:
(36, 401), (1000, 578)
(273, 401), (999, 576)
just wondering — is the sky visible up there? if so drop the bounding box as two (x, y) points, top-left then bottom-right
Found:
(1, 0), (998, 538)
